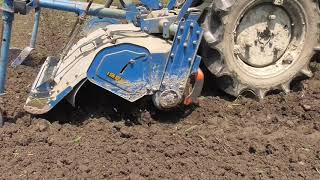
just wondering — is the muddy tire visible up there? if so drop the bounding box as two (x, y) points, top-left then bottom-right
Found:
(202, 0), (320, 98)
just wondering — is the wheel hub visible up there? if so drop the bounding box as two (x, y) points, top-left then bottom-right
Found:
(235, 4), (292, 68)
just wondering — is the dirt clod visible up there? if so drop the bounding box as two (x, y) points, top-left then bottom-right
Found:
(34, 119), (50, 132)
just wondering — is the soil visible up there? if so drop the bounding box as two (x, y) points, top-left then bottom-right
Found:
(0, 10), (319, 179)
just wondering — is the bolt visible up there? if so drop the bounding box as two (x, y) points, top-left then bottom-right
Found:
(180, 26), (184, 30)
(170, 53), (175, 58)
(177, 36), (181, 40)
(291, 23), (295, 26)
(274, 46), (282, 52)
(188, 58), (192, 63)
(273, 0), (283, 5)
(268, 15), (276, 20)
(190, 23), (194, 27)
(193, 41), (197, 45)
(143, 27), (148, 32)
(245, 40), (253, 48)
(196, 31), (201, 35)
(282, 58), (293, 64)
(234, 45), (241, 55)
(184, 42), (188, 48)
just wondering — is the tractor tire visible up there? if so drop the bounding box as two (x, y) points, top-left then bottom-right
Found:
(202, 0), (320, 98)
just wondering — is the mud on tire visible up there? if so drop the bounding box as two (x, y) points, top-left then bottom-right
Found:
(202, 0), (320, 98)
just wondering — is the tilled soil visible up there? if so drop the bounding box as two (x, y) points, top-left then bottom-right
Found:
(0, 11), (319, 179)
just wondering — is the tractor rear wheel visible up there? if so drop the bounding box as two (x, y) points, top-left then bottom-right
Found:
(202, 0), (320, 98)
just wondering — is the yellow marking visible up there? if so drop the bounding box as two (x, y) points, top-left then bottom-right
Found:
(107, 72), (129, 86)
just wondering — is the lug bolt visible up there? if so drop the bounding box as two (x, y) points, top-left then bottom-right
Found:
(269, 41), (273, 46)
(282, 58), (293, 64)
(268, 15), (276, 20)
(245, 40), (253, 48)
(274, 0), (284, 5)
(234, 45), (241, 55)
(274, 46), (282, 52)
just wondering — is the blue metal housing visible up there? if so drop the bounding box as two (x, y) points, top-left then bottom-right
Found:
(139, 0), (162, 10)
(1, 0), (205, 114)
(87, 43), (166, 102)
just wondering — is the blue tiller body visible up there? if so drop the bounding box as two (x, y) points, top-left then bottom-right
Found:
(0, 0), (205, 115)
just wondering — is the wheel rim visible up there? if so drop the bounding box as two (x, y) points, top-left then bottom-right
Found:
(235, 3), (292, 68)
(231, 0), (307, 79)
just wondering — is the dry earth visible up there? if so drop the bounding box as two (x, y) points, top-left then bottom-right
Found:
(0, 10), (319, 179)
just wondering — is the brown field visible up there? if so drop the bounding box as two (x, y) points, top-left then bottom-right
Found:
(0, 10), (319, 179)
